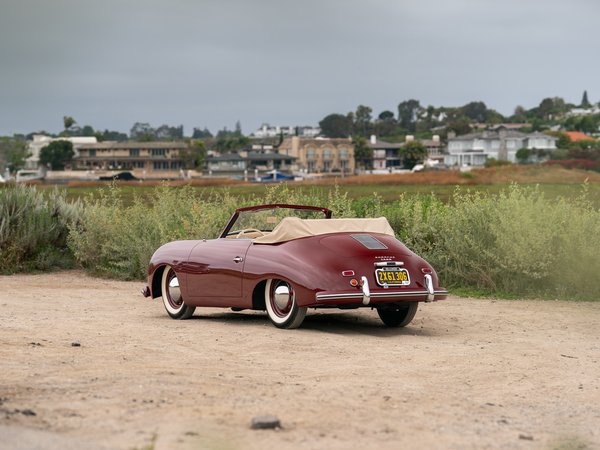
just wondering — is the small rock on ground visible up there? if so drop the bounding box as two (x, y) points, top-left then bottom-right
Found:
(250, 415), (281, 430)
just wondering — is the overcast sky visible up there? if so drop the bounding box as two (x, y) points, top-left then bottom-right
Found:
(1, 0), (598, 136)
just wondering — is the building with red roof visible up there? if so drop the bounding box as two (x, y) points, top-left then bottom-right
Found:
(564, 131), (596, 142)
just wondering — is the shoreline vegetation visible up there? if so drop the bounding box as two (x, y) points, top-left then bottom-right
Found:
(1, 166), (599, 300)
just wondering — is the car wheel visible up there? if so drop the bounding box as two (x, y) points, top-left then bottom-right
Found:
(377, 302), (418, 327)
(161, 265), (195, 320)
(265, 279), (307, 329)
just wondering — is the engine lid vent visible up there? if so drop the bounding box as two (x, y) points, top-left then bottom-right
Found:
(350, 234), (388, 250)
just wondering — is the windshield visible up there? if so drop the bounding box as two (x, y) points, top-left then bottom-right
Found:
(223, 205), (330, 237)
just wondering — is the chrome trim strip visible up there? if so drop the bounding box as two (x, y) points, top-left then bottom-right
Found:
(316, 289), (449, 301)
(374, 261), (404, 267)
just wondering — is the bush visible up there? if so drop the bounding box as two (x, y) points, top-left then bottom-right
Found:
(384, 185), (600, 300)
(484, 158), (512, 168)
(0, 185), (82, 273)
(544, 159), (600, 171)
(67, 183), (355, 280)
(68, 185), (238, 280)
(5, 183), (600, 300)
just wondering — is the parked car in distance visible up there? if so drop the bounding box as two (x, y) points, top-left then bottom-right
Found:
(143, 204), (448, 329)
(99, 171), (137, 181)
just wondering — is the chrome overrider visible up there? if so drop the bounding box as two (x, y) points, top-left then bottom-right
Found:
(360, 275), (370, 305)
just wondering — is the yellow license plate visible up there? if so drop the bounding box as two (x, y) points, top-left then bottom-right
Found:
(375, 268), (410, 286)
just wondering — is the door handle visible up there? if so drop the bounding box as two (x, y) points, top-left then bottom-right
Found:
(233, 256), (244, 263)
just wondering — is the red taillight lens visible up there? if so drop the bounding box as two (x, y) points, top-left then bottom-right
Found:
(421, 267), (432, 274)
(342, 270), (355, 277)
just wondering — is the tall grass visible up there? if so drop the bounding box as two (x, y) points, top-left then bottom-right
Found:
(0, 185), (82, 273)
(383, 185), (600, 299)
(67, 184), (356, 280)
(4, 183), (599, 299)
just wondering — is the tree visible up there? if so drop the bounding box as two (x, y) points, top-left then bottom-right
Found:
(516, 148), (531, 163)
(319, 113), (353, 138)
(374, 110), (397, 137)
(180, 141), (207, 169)
(215, 135), (250, 153)
(581, 90), (591, 108)
(81, 125), (95, 136)
(400, 141), (427, 169)
(1, 138), (30, 173)
(155, 124), (183, 140)
(63, 116), (76, 130)
(397, 99), (422, 132)
(192, 127), (213, 139)
(546, 131), (571, 149)
(234, 120), (243, 136)
(354, 105), (373, 137)
(536, 97), (567, 120)
(512, 105), (527, 123)
(352, 135), (372, 170)
(446, 117), (472, 136)
(378, 110), (395, 121)
(460, 101), (488, 123)
(96, 129), (128, 142)
(40, 140), (74, 170)
(130, 122), (156, 141)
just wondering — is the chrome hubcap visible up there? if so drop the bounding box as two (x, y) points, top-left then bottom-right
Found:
(168, 275), (181, 305)
(274, 284), (291, 310)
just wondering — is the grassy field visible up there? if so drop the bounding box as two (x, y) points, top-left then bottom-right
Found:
(3, 165), (600, 299)
(51, 165), (600, 207)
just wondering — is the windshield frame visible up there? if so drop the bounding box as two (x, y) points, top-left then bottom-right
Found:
(219, 204), (332, 238)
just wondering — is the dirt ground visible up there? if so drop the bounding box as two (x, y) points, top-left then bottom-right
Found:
(1, 271), (599, 450)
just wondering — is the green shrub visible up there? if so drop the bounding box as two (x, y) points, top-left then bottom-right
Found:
(5, 182), (599, 300)
(384, 185), (600, 300)
(0, 185), (82, 273)
(67, 183), (355, 280)
(68, 185), (237, 280)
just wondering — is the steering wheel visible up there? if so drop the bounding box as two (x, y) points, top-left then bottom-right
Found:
(235, 228), (264, 239)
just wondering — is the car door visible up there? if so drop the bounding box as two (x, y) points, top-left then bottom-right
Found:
(185, 238), (252, 305)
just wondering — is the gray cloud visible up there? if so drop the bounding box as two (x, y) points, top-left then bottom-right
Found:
(1, 0), (599, 136)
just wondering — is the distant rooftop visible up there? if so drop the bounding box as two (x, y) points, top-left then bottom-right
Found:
(564, 131), (596, 142)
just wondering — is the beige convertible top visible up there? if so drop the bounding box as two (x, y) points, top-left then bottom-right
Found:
(253, 216), (395, 244)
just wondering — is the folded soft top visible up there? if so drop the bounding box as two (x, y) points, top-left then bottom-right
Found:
(254, 216), (395, 244)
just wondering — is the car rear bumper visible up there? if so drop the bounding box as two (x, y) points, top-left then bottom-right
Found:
(314, 273), (448, 306)
(315, 289), (449, 305)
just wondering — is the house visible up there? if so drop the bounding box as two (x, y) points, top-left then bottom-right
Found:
(278, 136), (354, 174)
(26, 135), (98, 169)
(369, 137), (402, 170)
(206, 151), (296, 175)
(368, 135), (443, 170)
(252, 124), (321, 139)
(445, 128), (558, 166)
(563, 131), (596, 142)
(566, 106), (600, 117)
(75, 141), (188, 173)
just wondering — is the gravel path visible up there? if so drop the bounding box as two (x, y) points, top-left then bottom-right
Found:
(1, 271), (599, 449)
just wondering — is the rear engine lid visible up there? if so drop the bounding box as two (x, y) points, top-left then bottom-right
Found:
(318, 233), (411, 257)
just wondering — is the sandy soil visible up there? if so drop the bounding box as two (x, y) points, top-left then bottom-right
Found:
(1, 271), (599, 450)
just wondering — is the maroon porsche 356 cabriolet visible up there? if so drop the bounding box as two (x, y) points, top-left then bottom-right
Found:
(142, 204), (448, 329)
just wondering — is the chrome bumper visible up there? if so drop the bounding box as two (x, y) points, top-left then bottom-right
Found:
(316, 272), (447, 304)
(315, 289), (449, 303)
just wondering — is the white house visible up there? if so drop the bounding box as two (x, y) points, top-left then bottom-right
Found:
(26, 135), (98, 169)
(252, 124), (321, 139)
(445, 128), (557, 167)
